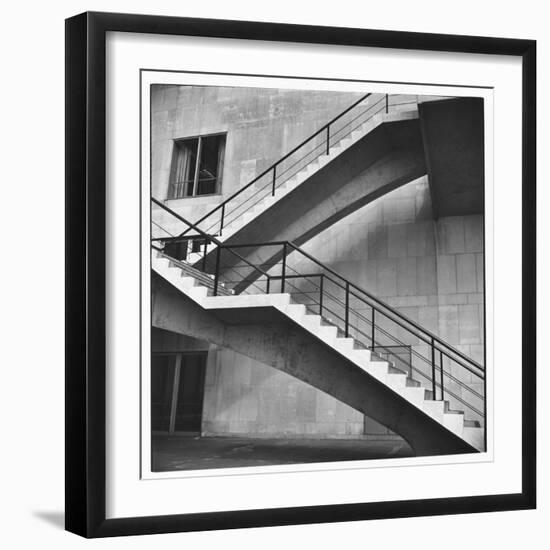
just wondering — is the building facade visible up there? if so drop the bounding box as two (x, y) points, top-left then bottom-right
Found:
(151, 84), (484, 442)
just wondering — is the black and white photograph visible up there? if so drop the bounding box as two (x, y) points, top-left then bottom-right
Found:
(0, 1), (543, 545)
(148, 82), (487, 473)
(56, 8), (537, 540)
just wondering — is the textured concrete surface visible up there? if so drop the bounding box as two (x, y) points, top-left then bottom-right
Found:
(206, 116), (427, 291)
(419, 97), (484, 218)
(151, 435), (414, 472)
(151, 85), (366, 231)
(150, 88), (485, 440)
(152, 327), (386, 438)
(202, 346), (370, 439)
(152, 274), (478, 456)
(293, 178), (485, 421)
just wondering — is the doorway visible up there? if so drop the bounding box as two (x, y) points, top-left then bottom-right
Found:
(151, 352), (207, 435)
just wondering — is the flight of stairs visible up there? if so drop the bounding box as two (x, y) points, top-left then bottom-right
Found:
(181, 109), (419, 264)
(152, 252), (484, 452)
(156, 251), (233, 297)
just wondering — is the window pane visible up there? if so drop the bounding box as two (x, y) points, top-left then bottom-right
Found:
(169, 134), (225, 198)
(169, 138), (198, 198)
(196, 134), (225, 196)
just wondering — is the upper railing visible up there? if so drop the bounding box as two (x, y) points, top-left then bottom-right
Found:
(174, 93), (419, 239)
(151, 199), (486, 434)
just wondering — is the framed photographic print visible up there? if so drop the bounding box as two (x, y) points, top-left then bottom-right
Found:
(65, 11), (536, 538)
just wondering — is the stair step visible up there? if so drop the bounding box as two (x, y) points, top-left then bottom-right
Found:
(155, 253), (234, 297)
(422, 400), (446, 421)
(302, 313), (322, 327)
(388, 365), (408, 376)
(286, 303), (306, 318)
(402, 386), (426, 407)
(424, 389), (436, 400)
(334, 337), (356, 352)
(180, 276), (197, 289)
(317, 156), (330, 168)
(444, 402), (464, 414)
(462, 426), (485, 450)
(442, 412), (464, 434)
(464, 419), (481, 428)
(385, 372), (408, 389)
(351, 349), (371, 366)
(187, 285), (208, 300)
(366, 361), (390, 381)
(317, 325), (338, 340)
(405, 378), (421, 388)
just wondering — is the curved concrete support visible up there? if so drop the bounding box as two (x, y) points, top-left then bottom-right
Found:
(196, 118), (427, 290)
(152, 273), (476, 457)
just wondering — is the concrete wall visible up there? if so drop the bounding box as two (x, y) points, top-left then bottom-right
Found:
(151, 85), (365, 232)
(292, 176), (484, 419)
(202, 347), (373, 439)
(151, 327), (377, 439)
(300, 176), (484, 366)
(198, 177), (485, 436)
(152, 278), (477, 455)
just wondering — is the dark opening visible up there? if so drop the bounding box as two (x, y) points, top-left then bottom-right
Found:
(151, 355), (176, 432)
(175, 354), (207, 432)
(150, 352), (207, 434)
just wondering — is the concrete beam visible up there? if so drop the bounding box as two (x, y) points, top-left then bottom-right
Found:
(198, 118), (427, 291)
(152, 273), (476, 457)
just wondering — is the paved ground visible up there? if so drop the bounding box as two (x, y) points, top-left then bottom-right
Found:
(152, 435), (414, 471)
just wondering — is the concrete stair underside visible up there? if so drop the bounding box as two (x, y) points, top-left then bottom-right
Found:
(184, 109), (420, 264)
(153, 254), (484, 452)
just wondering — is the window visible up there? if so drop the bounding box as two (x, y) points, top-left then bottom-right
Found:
(168, 133), (226, 199)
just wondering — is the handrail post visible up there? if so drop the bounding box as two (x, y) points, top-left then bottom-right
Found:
(326, 126), (330, 155)
(266, 276), (270, 295)
(319, 275), (324, 316)
(220, 204), (225, 236)
(440, 350), (444, 401)
(272, 165), (277, 196)
(385, 93), (389, 113)
(281, 243), (287, 293)
(371, 307), (375, 349)
(431, 338), (436, 399)
(213, 246), (221, 296)
(202, 238), (208, 272)
(345, 282), (350, 337)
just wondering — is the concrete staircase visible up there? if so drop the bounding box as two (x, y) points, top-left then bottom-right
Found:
(152, 252), (484, 453)
(185, 109), (420, 265)
(155, 251), (233, 296)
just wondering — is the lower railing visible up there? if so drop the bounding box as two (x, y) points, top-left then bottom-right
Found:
(151, 199), (486, 433)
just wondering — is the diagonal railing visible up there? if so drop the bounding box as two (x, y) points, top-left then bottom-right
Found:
(151, 200), (486, 442)
(172, 92), (419, 240)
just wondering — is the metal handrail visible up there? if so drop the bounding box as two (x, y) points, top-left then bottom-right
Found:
(212, 239), (484, 375)
(176, 91), (374, 238)
(280, 269), (484, 408)
(152, 203), (485, 422)
(151, 197), (271, 283)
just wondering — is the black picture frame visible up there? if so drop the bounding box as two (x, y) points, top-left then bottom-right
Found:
(65, 11), (536, 538)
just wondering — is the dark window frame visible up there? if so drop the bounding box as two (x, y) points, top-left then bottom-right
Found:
(167, 132), (227, 200)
